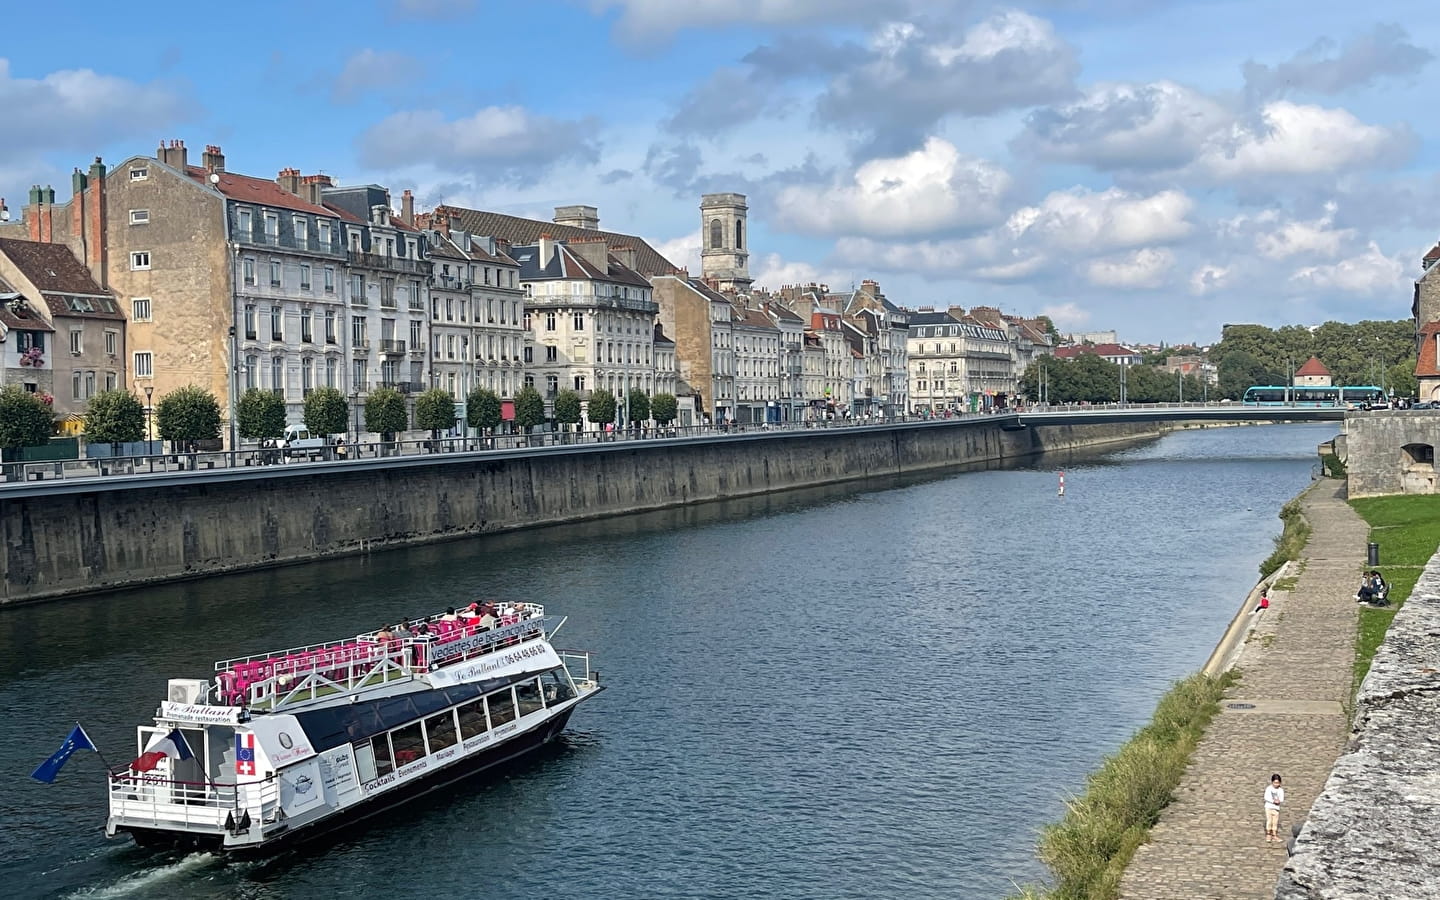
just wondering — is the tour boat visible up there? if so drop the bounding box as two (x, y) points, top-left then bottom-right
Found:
(105, 603), (602, 855)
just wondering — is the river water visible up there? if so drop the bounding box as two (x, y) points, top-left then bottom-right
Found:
(0, 424), (1332, 899)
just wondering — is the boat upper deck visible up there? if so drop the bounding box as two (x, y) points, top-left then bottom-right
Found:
(209, 603), (557, 713)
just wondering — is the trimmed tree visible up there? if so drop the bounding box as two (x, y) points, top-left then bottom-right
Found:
(587, 388), (616, 428)
(628, 388), (650, 427)
(652, 392), (678, 425)
(466, 386), (502, 434)
(304, 386), (349, 437)
(365, 387), (408, 441)
(0, 386), (56, 450)
(83, 389), (145, 447)
(155, 385), (221, 452)
(553, 389), (582, 433)
(414, 388), (457, 447)
(237, 388), (287, 442)
(513, 385), (545, 433)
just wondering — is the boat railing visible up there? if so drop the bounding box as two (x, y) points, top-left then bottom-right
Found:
(213, 606), (556, 712)
(107, 771), (279, 832)
(558, 649), (598, 688)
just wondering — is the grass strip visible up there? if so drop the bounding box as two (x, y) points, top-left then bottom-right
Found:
(1011, 670), (1240, 900)
(1348, 495), (1440, 691)
(1259, 497), (1312, 578)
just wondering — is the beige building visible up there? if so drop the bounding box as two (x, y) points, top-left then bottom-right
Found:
(1293, 356), (1333, 387)
(732, 305), (780, 424)
(651, 275), (736, 423)
(0, 237), (124, 418)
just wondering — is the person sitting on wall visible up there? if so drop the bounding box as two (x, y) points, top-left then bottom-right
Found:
(1357, 571), (1389, 605)
(1253, 588), (1270, 614)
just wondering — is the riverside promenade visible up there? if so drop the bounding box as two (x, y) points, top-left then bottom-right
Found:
(1119, 480), (1365, 899)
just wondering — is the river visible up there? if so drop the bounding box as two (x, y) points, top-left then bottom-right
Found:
(0, 423), (1332, 899)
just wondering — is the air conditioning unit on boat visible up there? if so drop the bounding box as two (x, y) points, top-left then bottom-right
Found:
(168, 679), (210, 705)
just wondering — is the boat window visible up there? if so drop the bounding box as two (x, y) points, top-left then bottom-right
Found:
(515, 679), (544, 717)
(425, 710), (458, 752)
(390, 722), (426, 767)
(488, 689), (517, 726)
(457, 698), (489, 739)
(540, 668), (576, 705)
(371, 734), (394, 777)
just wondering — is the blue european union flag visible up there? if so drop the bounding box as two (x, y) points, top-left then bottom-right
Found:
(30, 724), (98, 784)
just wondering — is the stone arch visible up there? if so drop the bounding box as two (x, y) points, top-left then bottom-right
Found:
(1431, 384), (1440, 402)
(735, 218), (744, 250)
(709, 218), (724, 249)
(1401, 442), (1435, 472)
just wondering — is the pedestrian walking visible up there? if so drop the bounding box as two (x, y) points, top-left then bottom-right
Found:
(1264, 773), (1285, 842)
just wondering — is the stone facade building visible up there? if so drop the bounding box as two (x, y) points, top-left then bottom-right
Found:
(731, 305), (780, 424)
(0, 237), (124, 417)
(700, 193), (751, 295)
(649, 274), (734, 424)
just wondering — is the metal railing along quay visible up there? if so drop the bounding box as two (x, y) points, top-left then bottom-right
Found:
(0, 402), (1353, 488)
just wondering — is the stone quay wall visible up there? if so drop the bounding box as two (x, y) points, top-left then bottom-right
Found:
(1, 419), (1159, 604)
(1276, 554), (1440, 898)
(1345, 411), (1440, 497)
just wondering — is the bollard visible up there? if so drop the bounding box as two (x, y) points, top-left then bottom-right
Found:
(1368, 542), (1380, 567)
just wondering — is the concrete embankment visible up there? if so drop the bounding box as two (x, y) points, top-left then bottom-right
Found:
(1, 418), (1160, 604)
(1276, 555), (1440, 898)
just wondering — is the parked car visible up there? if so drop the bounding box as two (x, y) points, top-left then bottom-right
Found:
(279, 425), (333, 460)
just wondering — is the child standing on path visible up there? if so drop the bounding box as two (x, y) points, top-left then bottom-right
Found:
(1265, 774), (1285, 842)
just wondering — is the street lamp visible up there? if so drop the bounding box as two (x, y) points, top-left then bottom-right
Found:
(144, 385), (154, 444)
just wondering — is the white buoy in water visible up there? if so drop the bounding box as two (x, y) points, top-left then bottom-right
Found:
(1058, 469), (1066, 497)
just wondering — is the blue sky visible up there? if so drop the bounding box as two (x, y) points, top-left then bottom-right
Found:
(3, 0), (1438, 343)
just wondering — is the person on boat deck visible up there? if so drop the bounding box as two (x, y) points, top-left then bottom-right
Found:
(376, 625), (395, 642)
(461, 602), (482, 623)
(414, 622), (431, 636)
(478, 607), (499, 630)
(440, 607), (459, 622)
(393, 622), (413, 638)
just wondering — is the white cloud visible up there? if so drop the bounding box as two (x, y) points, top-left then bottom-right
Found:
(1086, 248), (1175, 289)
(1006, 187), (1194, 252)
(653, 230), (702, 275)
(1039, 302), (1091, 330)
(1289, 241), (1405, 295)
(1015, 80), (1230, 170)
(1196, 101), (1407, 180)
(0, 59), (191, 169)
(332, 49), (423, 103)
(773, 137), (1011, 238)
(751, 252), (847, 289)
(356, 106), (599, 185)
(1189, 263), (1232, 295)
(1254, 203), (1354, 259)
(590, 0), (926, 41)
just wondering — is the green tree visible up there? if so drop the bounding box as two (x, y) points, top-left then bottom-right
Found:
(1216, 350), (1277, 400)
(304, 386), (349, 436)
(513, 385), (545, 432)
(365, 387), (408, 439)
(627, 388), (651, 425)
(553, 389), (582, 430)
(1387, 358), (1418, 399)
(587, 388), (616, 426)
(414, 388), (457, 440)
(83, 389), (144, 445)
(0, 386), (55, 450)
(236, 387), (287, 441)
(651, 392), (678, 425)
(156, 385), (221, 450)
(466, 386), (502, 432)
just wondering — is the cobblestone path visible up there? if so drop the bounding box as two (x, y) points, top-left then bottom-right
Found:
(1118, 480), (1365, 900)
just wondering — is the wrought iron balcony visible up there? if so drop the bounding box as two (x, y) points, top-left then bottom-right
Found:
(379, 339), (407, 355)
(346, 250), (430, 275)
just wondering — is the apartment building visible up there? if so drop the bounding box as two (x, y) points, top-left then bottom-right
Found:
(732, 305), (780, 424)
(650, 274), (736, 424)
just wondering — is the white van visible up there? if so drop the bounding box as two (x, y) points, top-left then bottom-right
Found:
(279, 425), (330, 459)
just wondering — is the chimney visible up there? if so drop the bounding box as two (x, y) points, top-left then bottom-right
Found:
(371, 204), (388, 226)
(434, 208), (450, 237)
(202, 144), (225, 173)
(87, 157), (108, 287)
(276, 167), (301, 196)
(25, 184), (55, 242)
(553, 205), (599, 230)
(401, 189), (415, 226)
(300, 174), (333, 207)
(569, 236), (609, 273)
(537, 232), (555, 267)
(71, 167), (88, 258)
(157, 139), (188, 170)
(0, 197), (7, 225)
(610, 244), (637, 271)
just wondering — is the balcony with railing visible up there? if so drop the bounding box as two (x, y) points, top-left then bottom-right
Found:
(408, 343), (427, 359)
(379, 339), (407, 356)
(351, 339), (370, 354)
(379, 380), (424, 394)
(240, 230), (344, 257)
(346, 250), (430, 275)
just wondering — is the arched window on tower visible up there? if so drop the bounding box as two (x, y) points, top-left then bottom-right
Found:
(735, 219), (744, 249)
(709, 218), (723, 249)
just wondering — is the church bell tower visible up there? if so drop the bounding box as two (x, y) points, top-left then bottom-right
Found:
(700, 192), (751, 295)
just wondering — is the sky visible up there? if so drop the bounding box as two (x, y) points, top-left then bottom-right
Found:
(3, 0), (1438, 344)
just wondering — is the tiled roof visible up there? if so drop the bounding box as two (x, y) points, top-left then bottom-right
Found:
(908, 310), (960, 326)
(1295, 356), (1331, 376)
(1417, 322), (1440, 377)
(187, 167), (335, 218)
(653, 325), (675, 345)
(0, 284), (55, 331)
(511, 242), (650, 288)
(734, 306), (777, 330)
(42, 294), (125, 319)
(437, 206), (681, 278)
(0, 237), (111, 297)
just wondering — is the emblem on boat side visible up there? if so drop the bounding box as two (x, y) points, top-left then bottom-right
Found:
(295, 775), (313, 794)
(279, 732), (294, 749)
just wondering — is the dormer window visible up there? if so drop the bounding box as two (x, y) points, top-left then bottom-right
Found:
(129, 167), (148, 181)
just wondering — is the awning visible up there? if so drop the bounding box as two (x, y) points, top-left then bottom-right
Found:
(501, 400), (515, 421)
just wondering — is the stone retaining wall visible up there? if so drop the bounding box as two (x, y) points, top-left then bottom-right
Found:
(1276, 556), (1440, 898)
(0, 419), (1159, 604)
